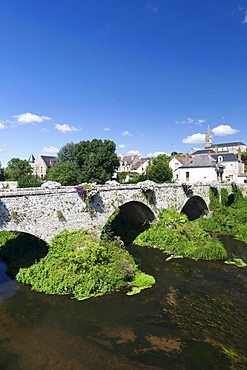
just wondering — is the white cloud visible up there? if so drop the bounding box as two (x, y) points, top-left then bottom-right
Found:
(122, 130), (133, 136)
(0, 149), (3, 152)
(212, 125), (240, 136)
(146, 151), (168, 157)
(0, 122), (7, 129)
(41, 146), (59, 153)
(176, 118), (206, 126)
(41, 128), (50, 133)
(13, 112), (52, 124)
(103, 128), (111, 131)
(182, 133), (205, 144)
(196, 119), (207, 126)
(242, 10), (247, 23)
(54, 123), (80, 134)
(127, 150), (141, 156)
(118, 144), (125, 148)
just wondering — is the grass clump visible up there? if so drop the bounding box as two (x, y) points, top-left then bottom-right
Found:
(134, 209), (227, 261)
(198, 195), (247, 243)
(16, 229), (155, 300)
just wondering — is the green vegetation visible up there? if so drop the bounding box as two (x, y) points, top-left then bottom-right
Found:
(15, 230), (155, 300)
(4, 158), (42, 187)
(198, 191), (247, 244)
(45, 139), (119, 185)
(46, 161), (79, 185)
(74, 139), (119, 184)
(134, 209), (227, 260)
(146, 154), (173, 183)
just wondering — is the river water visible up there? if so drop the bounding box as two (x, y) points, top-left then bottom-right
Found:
(0, 235), (247, 370)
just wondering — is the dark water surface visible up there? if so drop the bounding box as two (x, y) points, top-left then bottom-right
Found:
(0, 236), (247, 369)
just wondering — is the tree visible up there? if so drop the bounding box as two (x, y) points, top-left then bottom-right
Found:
(152, 153), (171, 165)
(45, 162), (79, 186)
(117, 172), (127, 184)
(73, 139), (119, 184)
(5, 158), (42, 187)
(5, 158), (32, 180)
(146, 159), (173, 183)
(53, 142), (76, 165)
(0, 161), (4, 181)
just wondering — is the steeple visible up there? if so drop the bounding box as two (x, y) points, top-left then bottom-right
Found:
(204, 125), (212, 149)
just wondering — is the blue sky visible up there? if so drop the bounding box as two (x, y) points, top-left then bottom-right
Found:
(1, 0), (247, 167)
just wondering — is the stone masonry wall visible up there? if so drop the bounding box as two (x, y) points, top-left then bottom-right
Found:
(0, 182), (244, 242)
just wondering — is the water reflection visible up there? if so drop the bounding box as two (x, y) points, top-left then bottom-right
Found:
(0, 237), (247, 369)
(0, 262), (19, 303)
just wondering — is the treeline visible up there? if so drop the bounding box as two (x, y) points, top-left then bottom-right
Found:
(1, 139), (174, 187)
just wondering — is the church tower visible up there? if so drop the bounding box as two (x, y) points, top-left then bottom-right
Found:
(204, 125), (212, 149)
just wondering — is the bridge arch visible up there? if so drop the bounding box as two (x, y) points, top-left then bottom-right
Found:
(102, 200), (157, 245)
(180, 195), (209, 221)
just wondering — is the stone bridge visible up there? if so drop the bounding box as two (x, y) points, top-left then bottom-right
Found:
(0, 182), (243, 243)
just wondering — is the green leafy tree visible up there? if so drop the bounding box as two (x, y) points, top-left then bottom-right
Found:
(73, 139), (119, 184)
(0, 161), (4, 181)
(126, 173), (147, 184)
(4, 158), (41, 187)
(117, 172), (127, 184)
(5, 158), (32, 180)
(152, 153), (171, 165)
(45, 162), (79, 186)
(53, 142), (76, 165)
(146, 159), (173, 183)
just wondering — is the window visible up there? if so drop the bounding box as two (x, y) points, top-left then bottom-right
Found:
(186, 172), (189, 181)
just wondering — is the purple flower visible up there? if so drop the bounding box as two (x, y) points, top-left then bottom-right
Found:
(74, 186), (87, 197)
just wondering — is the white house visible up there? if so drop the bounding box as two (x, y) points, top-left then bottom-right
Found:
(28, 155), (56, 178)
(116, 155), (152, 182)
(177, 152), (244, 183)
(169, 154), (190, 181)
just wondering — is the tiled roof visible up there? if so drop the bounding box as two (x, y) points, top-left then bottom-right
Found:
(40, 156), (56, 167)
(180, 154), (216, 168)
(211, 153), (238, 162)
(211, 141), (245, 148)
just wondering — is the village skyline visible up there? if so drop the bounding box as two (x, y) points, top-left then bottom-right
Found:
(1, 1), (246, 167)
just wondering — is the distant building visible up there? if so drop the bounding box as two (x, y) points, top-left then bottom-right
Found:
(116, 155), (152, 182)
(169, 154), (191, 181)
(28, 154), (56, 178)
(204, 125), (246, 154)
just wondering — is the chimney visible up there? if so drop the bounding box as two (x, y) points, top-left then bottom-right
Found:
(215, 145), (218, 153)
(185, 153), (190, 162)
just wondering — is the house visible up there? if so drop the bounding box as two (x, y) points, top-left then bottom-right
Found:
(28, 154), (56, 178)
(115, 155), (152, 182)
(177, 152), (243, 183)
(169, 154), (191, 181)
(177, 154), (218, 183)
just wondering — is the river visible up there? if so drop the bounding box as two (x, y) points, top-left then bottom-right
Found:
(0, 235), (247, 369)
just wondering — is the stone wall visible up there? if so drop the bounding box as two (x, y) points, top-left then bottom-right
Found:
(0, 182), (244, 242)
(0, 181), (18, 189)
